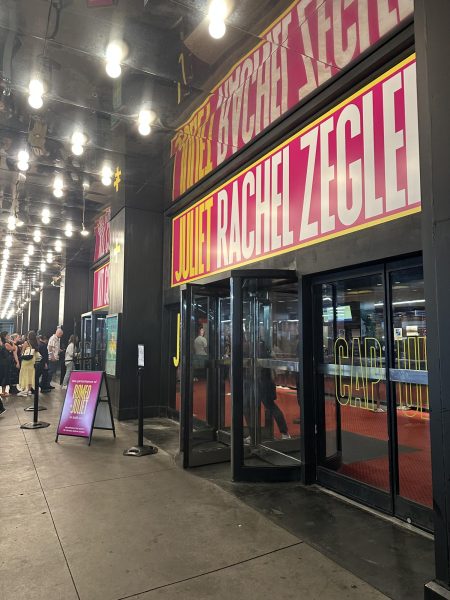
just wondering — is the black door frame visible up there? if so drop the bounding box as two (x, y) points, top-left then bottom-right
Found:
(310, 255), (433, 530)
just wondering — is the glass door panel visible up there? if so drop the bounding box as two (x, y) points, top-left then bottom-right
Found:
(81, 313), (92, 369)
(316, 273), (391, 500)
(232, 271), (301, 482)
(389, 266), (432, 514)
(182, 284), (231, 467)
(94, 315), (106, 370)
(217, 297), (231, 441)
(314, 261), (432, 529)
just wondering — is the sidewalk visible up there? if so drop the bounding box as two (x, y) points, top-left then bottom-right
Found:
(2, 391), (389, 600)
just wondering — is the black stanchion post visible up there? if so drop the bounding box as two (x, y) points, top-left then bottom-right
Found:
(24, 361), (47, 412)
(21, 363), (50, 430)
(124, 346), (157, 457)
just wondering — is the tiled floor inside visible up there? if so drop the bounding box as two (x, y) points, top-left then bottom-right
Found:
(0, 391), (433, 600)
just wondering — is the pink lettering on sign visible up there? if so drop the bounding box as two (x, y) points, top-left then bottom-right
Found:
(93, 262), (110, 310)
(94, 207), (111, 262)
(171, 56), (420, 287)
(171, 0), (413, 201)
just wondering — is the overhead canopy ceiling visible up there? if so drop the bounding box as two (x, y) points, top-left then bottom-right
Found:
(0, 0), (293, 316)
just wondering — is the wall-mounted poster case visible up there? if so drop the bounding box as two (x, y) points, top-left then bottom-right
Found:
(105, 313), (121, 377)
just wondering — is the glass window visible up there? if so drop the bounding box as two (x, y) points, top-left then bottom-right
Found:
(318, 274), (390, 492)
(391, 267), (431, 508)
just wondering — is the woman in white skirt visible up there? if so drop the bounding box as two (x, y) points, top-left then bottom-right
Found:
(18, 331), (41, 396)
(62, 335), (78, 389)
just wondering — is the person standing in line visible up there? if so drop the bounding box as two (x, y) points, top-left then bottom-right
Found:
(62, 335), (78, 389)
(37, 334), (52, 393)
(0, 332), (11, 397)
(48, 327), (63, 386)
(5, 333), (20, 395)
(18, 332), (40, 397)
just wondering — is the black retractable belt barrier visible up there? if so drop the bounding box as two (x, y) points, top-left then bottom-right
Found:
(123, 366), (158, 457)
(20, 363), (50, 430)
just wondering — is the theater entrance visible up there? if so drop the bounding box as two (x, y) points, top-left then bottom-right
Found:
(181, 270), (301, 482)
(313, 258), (432, 530)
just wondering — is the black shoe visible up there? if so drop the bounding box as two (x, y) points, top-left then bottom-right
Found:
(49, 385), (55, 390)
(0, 407), (6, 416)
(41, 389), (52, 393)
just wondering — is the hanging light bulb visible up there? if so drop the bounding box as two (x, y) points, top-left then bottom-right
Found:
(17, 149), (30, 172)
(137, 109), (155, 136)
(5, 235), (12, 248)
(208, 0), (227, 39)
(55, 239), (62, 252)
(65, 222), (73, 237)
(33, 229), (41, 243)
(7, 215), (16, 231)
(28, 79), (44, 109)
(209, 18), (226, 39)
(23, 255), (30, 266)
(16, 218), (24, 227)
(105, 41), (123, 78)
(101, 164), (113, 186)
(71, 131), (86, 156)
(46, 251), (53, 263)
(53, 175), (64, 198)
(81, 225), (89, 237)
(3, 249), (9, 259)
(27, 244), (34, 256)
(41, 208), (51, 225)
(40, 261), (46, 273)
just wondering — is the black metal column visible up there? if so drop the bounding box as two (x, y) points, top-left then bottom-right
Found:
(415, 2), (450, 597)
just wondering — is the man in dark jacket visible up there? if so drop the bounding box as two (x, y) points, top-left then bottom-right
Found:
(37, 335), (52, 393)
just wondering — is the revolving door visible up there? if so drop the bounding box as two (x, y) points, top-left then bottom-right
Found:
(181, 270), (301, 481)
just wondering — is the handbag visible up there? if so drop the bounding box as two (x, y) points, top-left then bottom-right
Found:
(21, 349), (34, 361)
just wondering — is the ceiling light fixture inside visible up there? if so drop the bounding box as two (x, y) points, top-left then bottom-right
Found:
(7, 215), (16, 231)
(71, 131), (87, 156)
(65, 222), (73, 237)
(208, 0), (227, 38)
(17, 149), (30, 171)
(53, 175), (64, 198)
(105, 41), (123, 78)
(138, 109), (155, 136)
(101, 164), (112, 186)
(28, 78), (44, 109)
(42, 208), (51, 224)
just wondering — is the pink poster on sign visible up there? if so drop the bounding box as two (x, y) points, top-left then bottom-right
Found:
(94, 207), (111, 262)
(93, 262), (110, 310)
(57, 372), (103, 438)
(171, 56), (420, 287)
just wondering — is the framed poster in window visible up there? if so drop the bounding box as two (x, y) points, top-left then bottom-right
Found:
(105, 313), (121, 377)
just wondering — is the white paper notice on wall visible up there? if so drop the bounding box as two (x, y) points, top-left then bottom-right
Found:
(138, 344), (145, 367)
(394, 328), (403, 341)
